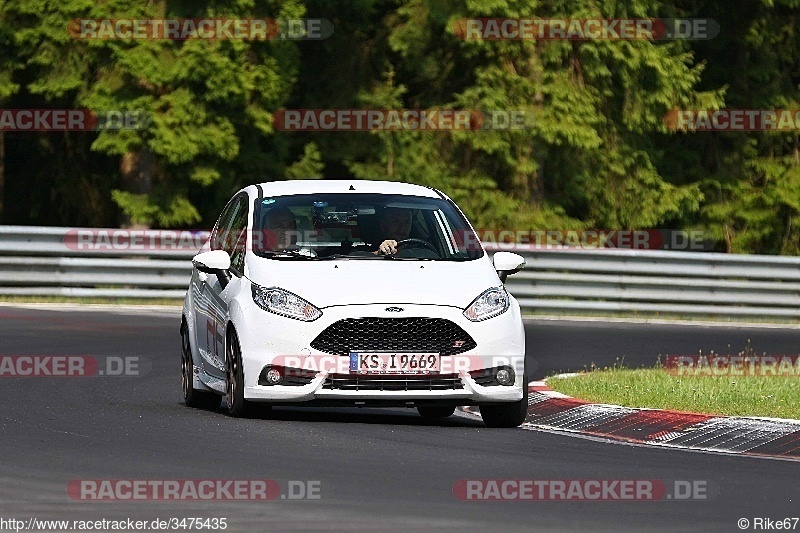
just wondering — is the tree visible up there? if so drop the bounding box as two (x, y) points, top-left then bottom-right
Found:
(667, 0), (800, 253)
(3, 0), (304, 227)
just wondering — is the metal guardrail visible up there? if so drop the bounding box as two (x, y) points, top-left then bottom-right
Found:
(1, 225), (800, 318)
(499, 247), (800, 318)
(0, 226), (201, 299)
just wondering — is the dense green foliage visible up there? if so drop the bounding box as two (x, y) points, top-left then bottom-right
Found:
(0, 0), (798, 253)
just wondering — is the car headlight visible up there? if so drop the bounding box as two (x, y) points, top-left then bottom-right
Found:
(251, 285), (322, 321)
(464, 287), (509, 322)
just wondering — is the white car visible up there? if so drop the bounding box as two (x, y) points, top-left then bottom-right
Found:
(180, 180), (528, 427)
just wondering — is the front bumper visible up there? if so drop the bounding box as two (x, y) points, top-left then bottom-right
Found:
(236, 301), (525, 404)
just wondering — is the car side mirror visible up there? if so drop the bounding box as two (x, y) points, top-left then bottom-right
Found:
(192, 250), (232, 289)
(493, 251), (525, 283)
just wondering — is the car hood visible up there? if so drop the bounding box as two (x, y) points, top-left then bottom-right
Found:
(244, 255), (500, 309)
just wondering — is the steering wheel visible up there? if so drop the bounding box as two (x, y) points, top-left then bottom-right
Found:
(395, 238), (439, 255)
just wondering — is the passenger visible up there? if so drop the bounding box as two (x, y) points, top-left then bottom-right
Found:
(263, 206), (297, 251)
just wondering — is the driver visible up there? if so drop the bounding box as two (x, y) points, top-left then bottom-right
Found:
(373, 207), (412, 255)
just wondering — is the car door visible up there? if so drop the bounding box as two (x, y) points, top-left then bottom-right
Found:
(193, 201), (230, 370)
(201, 194), (250, 380)
(193, 196), (239, 379)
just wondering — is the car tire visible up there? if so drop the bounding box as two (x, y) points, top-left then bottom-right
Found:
(417, 405), (456, 419)
(225, 328), (255, 418)
(480, 379), (529, 428)
(181, 321), (222, 410)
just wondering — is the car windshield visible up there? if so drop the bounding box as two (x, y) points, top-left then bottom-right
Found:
(252, 193), (483, 261)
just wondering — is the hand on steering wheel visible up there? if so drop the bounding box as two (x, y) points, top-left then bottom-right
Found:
(395, 238), (439, 254)
(376, 240), (398, 255)
(375, 238), (439, 256)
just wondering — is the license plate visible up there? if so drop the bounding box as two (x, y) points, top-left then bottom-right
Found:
(349, 352), (440, 374)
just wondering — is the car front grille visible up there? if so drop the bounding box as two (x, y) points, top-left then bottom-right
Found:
(322, 374), (464, 391)
(310, 318), (477, 356)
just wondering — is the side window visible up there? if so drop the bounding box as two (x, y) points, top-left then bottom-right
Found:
(210, 194), (249, 275)
(227, 198), (249, 275)
(213, 196), (247, 254)
(412, 209), (430, 240)
(211, 199), (236, 251)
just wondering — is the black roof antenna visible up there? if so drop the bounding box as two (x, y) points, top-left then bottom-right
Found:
(349, 185), (355, 190)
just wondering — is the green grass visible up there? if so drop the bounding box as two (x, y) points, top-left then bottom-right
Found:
(547, 363), (800, 420)
(0, 295), (183, 306)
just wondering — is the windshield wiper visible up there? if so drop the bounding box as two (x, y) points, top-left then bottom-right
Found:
(322, 253), (365, 260)
(261, 250), (319, 260)
(381, 254), (435, 260)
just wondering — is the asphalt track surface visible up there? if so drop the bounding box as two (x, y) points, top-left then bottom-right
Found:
(1, 305), (799, 532)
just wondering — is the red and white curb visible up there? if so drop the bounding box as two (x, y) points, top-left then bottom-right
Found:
(523, 380), (800, 460)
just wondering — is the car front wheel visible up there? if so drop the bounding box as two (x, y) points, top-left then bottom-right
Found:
(480, 380), (529, 428)
(225, 329), (254, 417)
